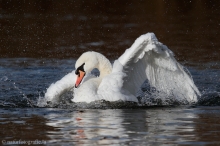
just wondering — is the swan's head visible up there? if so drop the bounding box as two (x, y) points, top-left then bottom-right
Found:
(74, 51), (99, 88)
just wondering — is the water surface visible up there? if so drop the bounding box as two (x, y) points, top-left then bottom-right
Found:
(1, 107), (220, 145)
(0, 0), (220, 145)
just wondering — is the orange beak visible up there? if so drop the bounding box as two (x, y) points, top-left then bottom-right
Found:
(75, 70), (85, 88)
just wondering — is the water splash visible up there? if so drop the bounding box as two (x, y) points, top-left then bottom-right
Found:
(1, 58), (219, 108)
(1, 76), (8, 81)
(198, 92), (220, 106)
(0, 76), (35, 107)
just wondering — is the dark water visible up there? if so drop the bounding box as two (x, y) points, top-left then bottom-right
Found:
(1, 107), (220, 145)
(0, 0), (220, 145)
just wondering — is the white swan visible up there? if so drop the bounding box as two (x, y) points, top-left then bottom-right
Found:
(44, 33), (201, 104)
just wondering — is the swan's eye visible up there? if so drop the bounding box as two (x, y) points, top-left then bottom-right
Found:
(75, 70), (79, 75)
(75, 63), (85, 75)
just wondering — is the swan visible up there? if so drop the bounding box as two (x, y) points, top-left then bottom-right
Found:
(44, 33), (201, 104)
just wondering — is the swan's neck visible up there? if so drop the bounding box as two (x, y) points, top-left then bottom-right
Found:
(96, 54), (112, 78)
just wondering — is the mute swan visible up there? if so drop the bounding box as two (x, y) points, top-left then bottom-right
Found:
(44, 33), (201, 104)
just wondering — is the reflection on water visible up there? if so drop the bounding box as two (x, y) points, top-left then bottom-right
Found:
(0, 109), (54, 141)
(1, 107), (220, 145)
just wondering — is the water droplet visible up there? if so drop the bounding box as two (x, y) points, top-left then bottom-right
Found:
(1, 76), (8, 81)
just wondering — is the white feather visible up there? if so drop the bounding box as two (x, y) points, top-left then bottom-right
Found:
(44, 70), (76, 102)
(43, 33), (201, 104)
(117, 33), (200, 103)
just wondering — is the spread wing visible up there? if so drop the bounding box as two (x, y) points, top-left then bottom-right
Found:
(44, 70), (76, 103)
(43, 70), (96, 104)
(114, 33), (201, 103)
